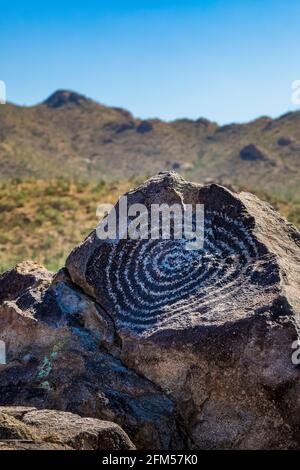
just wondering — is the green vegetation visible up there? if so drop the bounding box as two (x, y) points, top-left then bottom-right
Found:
(248, 187), (300, 228)
(0, 177), (299, 274)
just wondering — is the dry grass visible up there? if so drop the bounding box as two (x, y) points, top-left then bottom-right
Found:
(0, 178), (137, 273)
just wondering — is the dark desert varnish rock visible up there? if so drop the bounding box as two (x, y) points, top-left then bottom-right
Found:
(66, 172), (300, 449)
(43, 90), (88, 108)
(239, 143), (268, 161)
(0, 262), (182, 450)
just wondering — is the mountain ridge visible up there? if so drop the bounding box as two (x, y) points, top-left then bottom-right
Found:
(10, 89), (298, 124)
(1, 90), (300, 196)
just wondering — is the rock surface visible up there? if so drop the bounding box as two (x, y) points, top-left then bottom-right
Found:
(66, 172), (300, 449)
(240, 144), (269, 161)
(0, 407), (134, 450)
(1, 172), (300, 449)
(0, 261), (183, 450)
(44, 90), (88, 108)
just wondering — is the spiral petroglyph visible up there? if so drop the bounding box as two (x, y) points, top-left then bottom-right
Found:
(63, 172), (300, 450)
(86, 207), (278, 335)
(65, 172), (284, 338)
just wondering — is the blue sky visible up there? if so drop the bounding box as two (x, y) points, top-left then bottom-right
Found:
(1, 0), (300, 123)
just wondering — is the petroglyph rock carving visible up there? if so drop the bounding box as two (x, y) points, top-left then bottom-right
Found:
(66, 172), (300, 449)
(66, 172), (299, 336)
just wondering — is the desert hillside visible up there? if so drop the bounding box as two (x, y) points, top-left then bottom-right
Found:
(1, 90), (300, 197)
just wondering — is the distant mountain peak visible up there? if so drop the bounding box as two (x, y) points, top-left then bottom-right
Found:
(43, 90), (88, 108)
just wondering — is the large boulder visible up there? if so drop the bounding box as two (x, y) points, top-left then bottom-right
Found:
(0, 407), (134, 450)
(0, 261), (52, 304)
(0, 262), (183, 450)
(66, 172), (300, 449)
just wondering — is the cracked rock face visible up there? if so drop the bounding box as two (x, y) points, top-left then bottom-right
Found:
(65, 172), (300, 449)
(0, 407), (135, 450)
(0, 262), (183, 450)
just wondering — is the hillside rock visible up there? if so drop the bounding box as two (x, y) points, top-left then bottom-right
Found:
(136, 120), (153, 134)
(277, 136), (294, 146)
(44, 90), (88, 108)
(0, 407), (134, 450)
(240, 144), (268, 161)
(66, 172), (300, 449)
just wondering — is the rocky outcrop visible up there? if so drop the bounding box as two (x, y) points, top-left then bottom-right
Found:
(44, 90), (88, 108)
(277, 136), (294, 146)
(240, 144), (268, 161)
(0, 262), (182, 450)
(66, 172), (300, 449)
(1, 172), (300, 449)
(0, 407), (134, 450)
(136, 121), (153, 134)
(0, 261), (52, 304)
